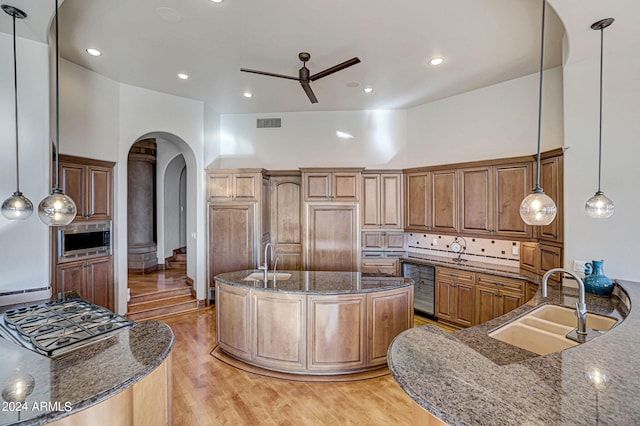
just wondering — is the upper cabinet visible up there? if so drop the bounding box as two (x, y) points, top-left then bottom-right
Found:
(460, 167), (492, 235)
(537, 153), (564, 243)
(361, 171), (403, 230)
(206, 170), (264, 202)
(404, 169), (458, 233)
(404, 171), (430, 231)
(301, 169), (362, 202)
(59, 155), (114, 222)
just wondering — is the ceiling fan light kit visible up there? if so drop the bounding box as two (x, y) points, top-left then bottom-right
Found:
(241, 52), (360, 104)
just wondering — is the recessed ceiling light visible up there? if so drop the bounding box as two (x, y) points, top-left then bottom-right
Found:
(243, 91), (253, 98)
(346, 81), (361, 88)
(363, 87), (374, 93)
(211, 0), (224, 3)
(336, 131), (354, 139)
(177, 73), (189, 80)
(429, 57), (445, 66)
(86, 48), (102, 57)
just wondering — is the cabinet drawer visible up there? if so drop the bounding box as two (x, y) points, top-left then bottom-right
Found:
(476, 273), (525, 294)
(435, 267), (475, 283)
(361, 259), (399, 276)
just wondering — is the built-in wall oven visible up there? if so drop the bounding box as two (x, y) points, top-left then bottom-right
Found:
(402, 262), (436, 318)
(57, 221), (112, 263)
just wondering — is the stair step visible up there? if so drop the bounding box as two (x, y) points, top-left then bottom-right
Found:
(129, 287), (192, 304)
(127, 295), (198, 321)
(175, 253), (187, 261)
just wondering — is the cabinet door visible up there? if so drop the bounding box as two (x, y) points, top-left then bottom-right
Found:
(56, 260), (87, 299)
(367, 286), (413, 365)
(404, 172), (430, 231)
(526, 282), (539, 302)
(361, 174), (381, 228)
(207, 173), (233, 201)
(460, 167), (492, 235)
(385, 232), (405, 251)
(538, 156), (563, 242)
(454, 282), (475, 327)
(304, 173), (332, 201)
(493, 163), (532, 238)
(499, 292), (524, 316)
(307, 294), (366, 371)
(270, 177), (302, 271)
(85, 257), (114, 311)
(435, 278), (455, 322)
(476, 285), (500, 325)
(540, 244), (562, 282)
(332, 172), (359, 201)
(307, 204), (358, 272)
(209, 204), (255, 280)
(86, 165), (112, 221)
(520, 242), (539, 273)
(431, 169), (459, 232)
(60, 162), (86, 220)
(233, 173), (259, 201)
(360, 259), (399, 276)
(362, 232), (385, 250)
(216, 282), (252, 359)
(380, 174), (403, 229)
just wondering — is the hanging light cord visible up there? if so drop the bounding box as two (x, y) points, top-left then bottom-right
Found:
(53, 0), (61, 190)
(11, 11), (20, 193)
(596, 25), (604, 194)
(533, 0), (546, 193)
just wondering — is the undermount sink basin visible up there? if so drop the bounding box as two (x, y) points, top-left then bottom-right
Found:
(489, 304), (618, 356)
(242, 272), (292, 281)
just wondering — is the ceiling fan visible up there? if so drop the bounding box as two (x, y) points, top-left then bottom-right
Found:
(241, 52), (361, 104)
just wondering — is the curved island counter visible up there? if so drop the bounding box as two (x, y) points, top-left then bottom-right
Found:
(0, 320), (174, 426)
(388, 279), (639, 426)
(214, 270), (414, 375)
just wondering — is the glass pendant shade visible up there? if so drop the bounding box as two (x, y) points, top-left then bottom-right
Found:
(585, 191), (614, 219)
(37, 189), (76, 226)
(1, 191), (34, 220)
(520, 189), (557, 226)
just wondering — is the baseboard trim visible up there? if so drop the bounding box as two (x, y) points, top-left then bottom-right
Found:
(186, 276), (196, 298)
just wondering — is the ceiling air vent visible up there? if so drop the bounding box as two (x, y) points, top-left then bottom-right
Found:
(256, 118), (281, 128)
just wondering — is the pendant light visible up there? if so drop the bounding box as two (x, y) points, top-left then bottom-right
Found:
(519, 0), (557, 226)
(38, 0), (76, 226)
(585, 18), (615, 219)
(1, 5), (33, 220)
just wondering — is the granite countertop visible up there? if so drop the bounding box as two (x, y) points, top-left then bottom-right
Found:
(388, 279), (639, 425)
(215, 270), (413, 294)
(0, 320), (174, 425)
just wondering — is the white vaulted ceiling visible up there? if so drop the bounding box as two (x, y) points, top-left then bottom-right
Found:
(0, 0), (566, 114)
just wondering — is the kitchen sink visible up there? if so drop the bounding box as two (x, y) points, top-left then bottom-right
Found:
(242, 272), (292, 281)
(489, 304), (618, 356)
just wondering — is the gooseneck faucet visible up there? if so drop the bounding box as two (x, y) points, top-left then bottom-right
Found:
(542, 268), (588, 343)
(260, 243), (274, 281)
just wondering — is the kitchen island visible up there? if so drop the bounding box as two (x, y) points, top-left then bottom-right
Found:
(0, 318), (173, 425)
(214, 270), (414, 375)
(388, 278), (638, 425)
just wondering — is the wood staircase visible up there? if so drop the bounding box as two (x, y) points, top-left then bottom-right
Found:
(127, 252), (199, 322)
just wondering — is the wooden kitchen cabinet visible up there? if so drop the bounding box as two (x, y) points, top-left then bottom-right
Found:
(540, 243), (562, 282)
(460, 166), (492, 235)
(537, 154), (564, 243)
(56, 256), (114, 311)
(493, 162), (533, 238)
(209, 204), (256, 280)
(520, 241), (539, 273)
(206, 169), (263, 201)
(404, 171), (430, 231)
(431, 169), (459, 233)
(361, 171), (403, 229)
(306, 204), (358, 271)
(361, 231), (404, 252)
(367, 286), (414, 365)
(360, 258), (400, 276)
(301, 168), (362, 201)
(435, 267), (475, 327)
(59, 155), (114, 222)
(269, 174), (303, 271)
(216, 283), (252, 359)
(475, 273), (525, 324)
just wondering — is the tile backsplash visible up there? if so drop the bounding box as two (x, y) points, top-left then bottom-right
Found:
(405, 232), (520, 267)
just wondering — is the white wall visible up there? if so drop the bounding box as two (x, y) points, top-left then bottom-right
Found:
(0, 34), (50, 300)
(204, 103), (221, 168)
(163, 154), (186, 259)
(155, 139), (182, 263)
(219, 110), (407, 169)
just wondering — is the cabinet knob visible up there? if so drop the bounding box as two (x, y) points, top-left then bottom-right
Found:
(496, 294), (503, 298)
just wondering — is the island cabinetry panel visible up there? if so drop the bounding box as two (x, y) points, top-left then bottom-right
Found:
(307, 294), (366, 371)
(435, 267), (475, 327)
(56, 256), (114, 311)
(216, 283), (252, 359)
(302, 169), (362, 202)
(404, 171), (430, 231)
(252, 292), (306, 370)
(209, 204), (255, 280)
(306, 204), (358, 272)
(367, 286), (414, 365)
(361, 172), (403, 229)
(430, 169), (459, 233)
(59, 155), (114, 222)
(475, 273), (525, 324)
(269, 175), (303, 270)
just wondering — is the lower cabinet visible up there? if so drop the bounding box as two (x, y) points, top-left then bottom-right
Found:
(367, 288), (413, 365)
(435, 267), (475, 327)
(56, 256), (114, 311)
(216, 283), (251, 359)
(360, 258), (400, 276)
(475, 273), (525, 324)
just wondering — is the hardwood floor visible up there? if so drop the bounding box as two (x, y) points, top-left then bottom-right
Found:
(160, 308), (454, 425)
(128, 254), (190, 297)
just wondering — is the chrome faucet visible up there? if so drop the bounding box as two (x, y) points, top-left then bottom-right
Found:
(542, 268), (588, 343)
(259, 243), (274, 281)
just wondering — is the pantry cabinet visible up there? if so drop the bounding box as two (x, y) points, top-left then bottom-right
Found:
(269, 174), (303, 271)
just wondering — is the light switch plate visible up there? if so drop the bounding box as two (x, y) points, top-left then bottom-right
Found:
(574, 260), (587, 273)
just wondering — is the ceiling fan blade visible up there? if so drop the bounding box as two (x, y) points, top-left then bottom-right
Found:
(240, 68), (299, 81)
(300, 81), (318, 104)
(309, 57), (361, 81)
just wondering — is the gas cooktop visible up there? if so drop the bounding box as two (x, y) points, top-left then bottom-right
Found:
(0, 297), (134, 358)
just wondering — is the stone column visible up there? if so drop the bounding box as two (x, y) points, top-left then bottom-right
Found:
(127, 139), (158, 273)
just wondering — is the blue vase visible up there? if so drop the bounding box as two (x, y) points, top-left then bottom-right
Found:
(583, 260), (614, 296)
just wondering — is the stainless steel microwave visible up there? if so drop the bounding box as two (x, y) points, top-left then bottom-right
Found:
(57, 221), (112, 263)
